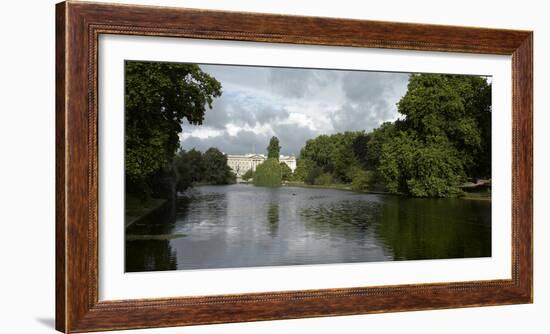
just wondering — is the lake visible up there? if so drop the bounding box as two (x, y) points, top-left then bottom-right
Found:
(125, 184), (491, 272)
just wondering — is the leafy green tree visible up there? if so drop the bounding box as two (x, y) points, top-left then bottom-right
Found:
(379, 132), (465, 197)
(304, 166), (323, 185)
(397, 74), (490, 178)
(300, 135), (335, 173)
(357, 122), (396, 170)
(174, 149), (206, 191)
(241, 169), (254, 182)
(174, 151), (193, 192)
(351, 169), (373, 192)
(254, 158), (282, 187)
(280, 162), (292, 181)
(331, 132), (361, 182)
(373, 74), (491, 197)
(267, 136), (281, 160)
(125, 61), (222, 195)
(202, 147), (235, 185)
(299, 132), (363, 183)
(292, 159), (312, 182)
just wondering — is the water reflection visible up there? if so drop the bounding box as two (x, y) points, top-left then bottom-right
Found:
(125, 239), (177, 272)
(267, 204), (279, 238)
(125, 184), (491, 272)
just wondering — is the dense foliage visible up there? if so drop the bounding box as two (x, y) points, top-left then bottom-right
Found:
(267, 136), (281, 160)
(296, 132), (362, 185)
(174, 148), (235, 191)
(280, 162), (292, 181)
(378, 74), (491, 197)
(294, 74), (491, 198)
(253, 158), (282, 187)
(125, 61), (222, 198)
(241, 169), (255, 182)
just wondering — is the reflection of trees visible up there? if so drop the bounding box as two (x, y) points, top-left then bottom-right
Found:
(125, 239), (177, 272)
(373, 197), (491, 260)
(126, 199), (176, 236)
(299, 196), (491, 261)
(300, 200), (380, 239)
(266, 203), (280, 237)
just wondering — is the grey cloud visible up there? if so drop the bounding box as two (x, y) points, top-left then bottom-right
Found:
(183, 91), (289, 131)
(181, 64), (412, 158)
(181, 122), (316, 157)
(331, 71), (409, 132)
(268, 67), (339, 99)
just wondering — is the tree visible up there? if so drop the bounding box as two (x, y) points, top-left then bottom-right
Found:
(174, 149), (206, 191)
(125, 61), (222, 196)
(331, 132), (361, 182)
(292, 159), (313, 182)
(298, 132), (363, 183)
(280, 162), (292, 181)
(202, 148), (235, 185)
(375, 73), (490, 197)
(300, 135), (335, 173)
(378, 131), (465, 197)
(174, 150), (193, 192)
(241, 169), (254, 182)
(351, 169), (374, 192)
(360, 122), (395, 170)
(397, 74), (491, 178)
(267, 136), (281, 160)
(254, 158), (282, 187)
(304, 166), (323, 185)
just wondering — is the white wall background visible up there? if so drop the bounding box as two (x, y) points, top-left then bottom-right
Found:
(0, 0), (546, 333)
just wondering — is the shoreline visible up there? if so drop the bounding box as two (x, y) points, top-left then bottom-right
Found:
(125, 197), (168, 228)
(189, 182), (491, 201)
(283, 182), (491, 201)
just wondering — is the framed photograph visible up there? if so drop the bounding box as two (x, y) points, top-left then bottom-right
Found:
(56, 1), (532, 332)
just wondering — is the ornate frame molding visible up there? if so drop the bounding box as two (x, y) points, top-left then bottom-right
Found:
(56, 1), (532, 332)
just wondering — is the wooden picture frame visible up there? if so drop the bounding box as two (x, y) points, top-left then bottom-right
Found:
(56, 1), (533, 332)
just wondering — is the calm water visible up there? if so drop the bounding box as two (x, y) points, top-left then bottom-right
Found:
(125, 184), (491, 272)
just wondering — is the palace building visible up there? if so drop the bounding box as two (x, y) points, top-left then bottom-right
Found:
(226, 153), (297, 177)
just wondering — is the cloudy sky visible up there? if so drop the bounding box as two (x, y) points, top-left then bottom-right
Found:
(180, 64), (410, 156)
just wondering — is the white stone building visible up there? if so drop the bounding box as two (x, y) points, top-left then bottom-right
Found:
(226, 153), (297, 177)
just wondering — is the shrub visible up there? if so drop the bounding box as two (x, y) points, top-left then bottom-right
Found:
(304, 166), (323, 185)
(351, 169), (372, 192)
(314, 173), (333, 185)
(241, 169), (254, 182)
(280, 162), (292, 181)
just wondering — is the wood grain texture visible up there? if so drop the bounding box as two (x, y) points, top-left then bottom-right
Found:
(55, 1), (533, 332)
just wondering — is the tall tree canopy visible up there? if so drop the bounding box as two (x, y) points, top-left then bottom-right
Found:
(299, 132), (362, 184)
(125, 61), (222, 190)
(379, 74), (491, 197)
(280, 162), (292, 181)
(174, 148), (235, 190)
(267, 136), (281, 160)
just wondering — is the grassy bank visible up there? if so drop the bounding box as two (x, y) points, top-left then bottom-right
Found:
(283, 181), (491, 200)
(283, 181), (391, 195)
(461, 191), (492, 201)
(284, 181), (352, 191)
